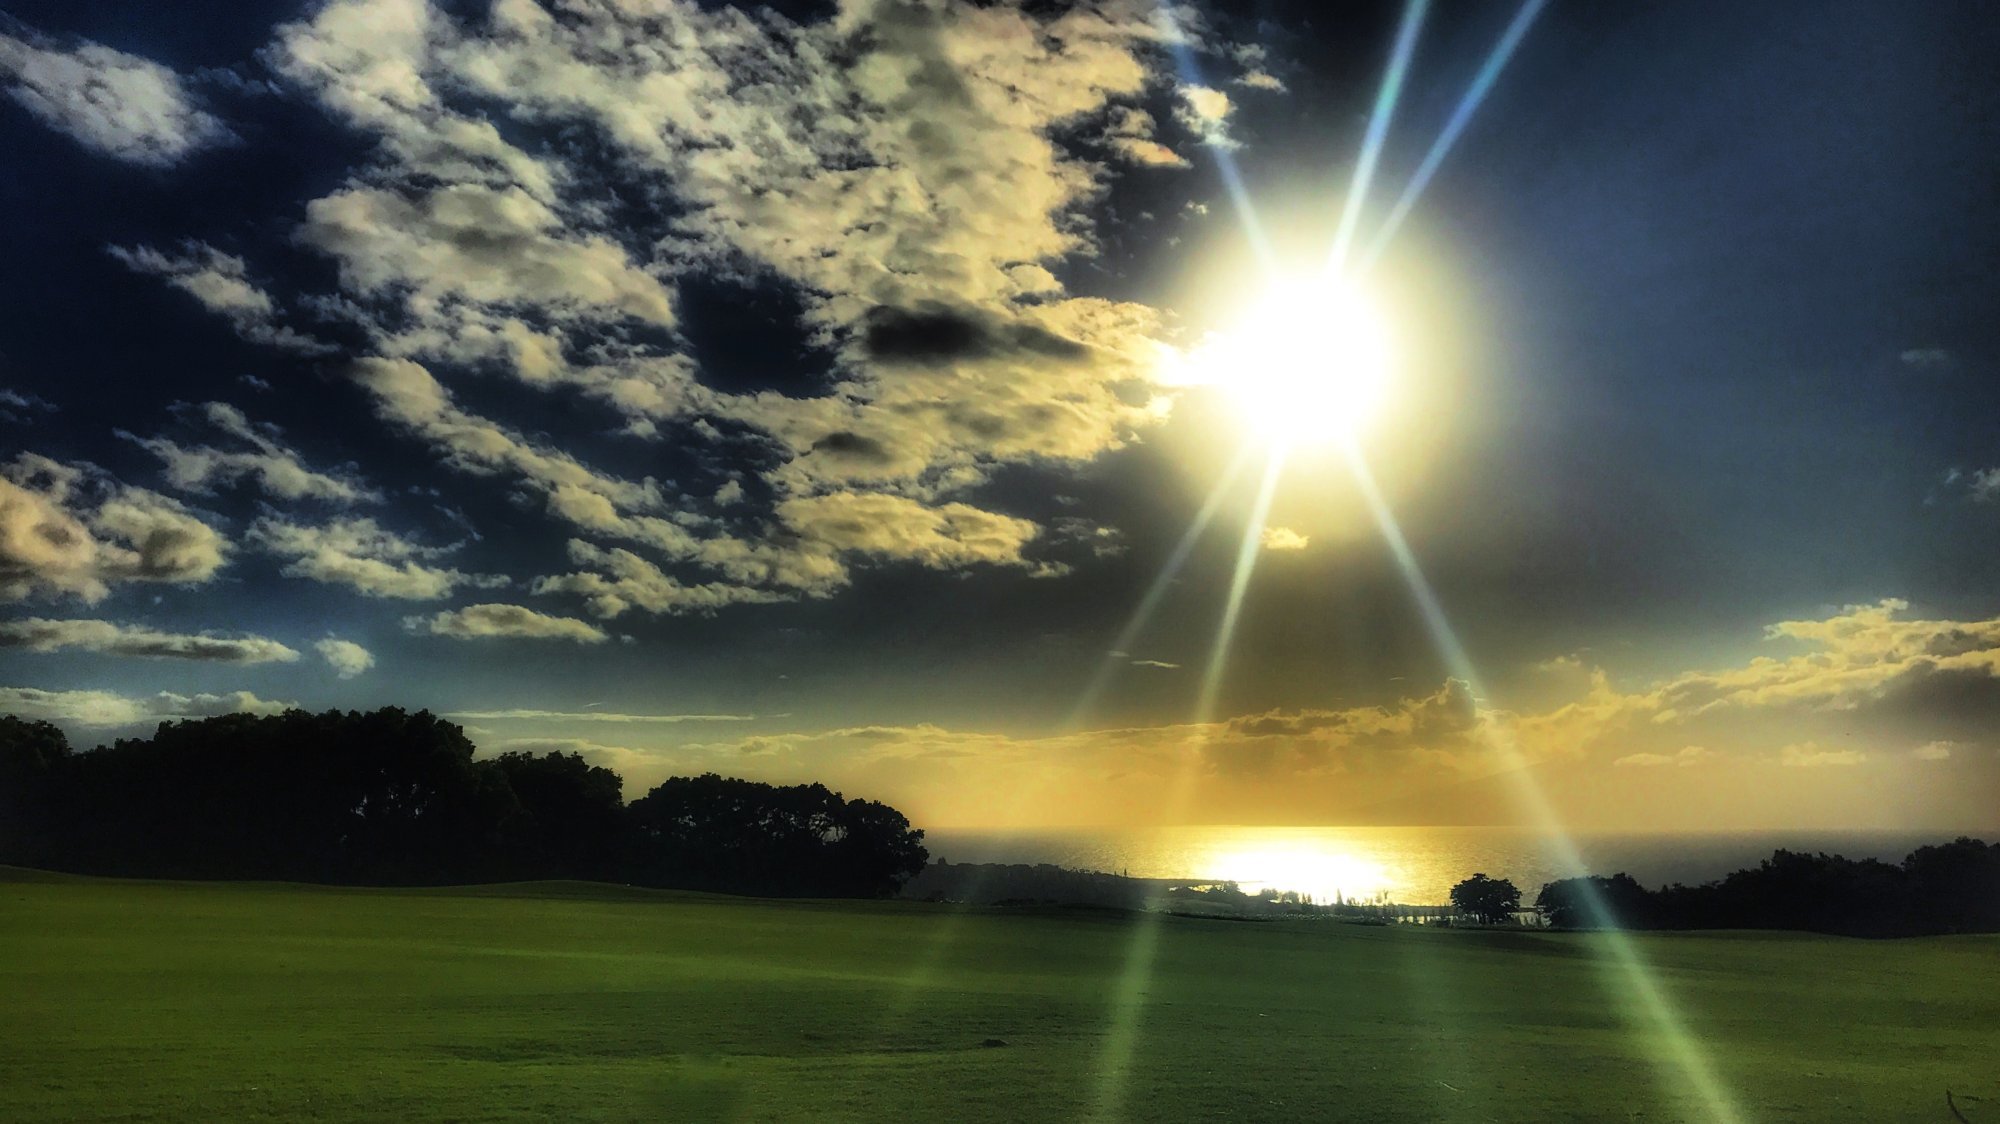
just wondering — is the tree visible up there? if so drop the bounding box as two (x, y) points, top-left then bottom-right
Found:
(0, 716), (70, 863)
(1449, 872), (1521, 924)
(627, 774), (928, 897)
(488, 750), (628, 879)
(1535, 873), (1653, 929)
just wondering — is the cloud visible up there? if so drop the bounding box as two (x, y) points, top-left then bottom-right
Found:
(216, 1), (1190, 615)
(1779, 742), (1867, 768)
(1175, 83), (1235, 147)
(0, 27), (230, 165)
(532, 540), (784, 619)
(248, 515), (504, 599)
(122, 402), (378, 503)
(0, 686), (293, 727)
(1260, 526), (1309, 551)
(0, 388), (55, 423)
(1912, 740), (1955, 761)
(314, 637), (375, 678)
(447, 709), (754, 724)
(297, 184), (676, 326)
(0, 618), (299, 663)
(1613, 746), (1714, 768)
(1, 454), (228, 603)
(1130, 658), (1180, 670)
(1960, 468), (2000, 503)
(1099, 105), (1188, 168)
(108, 244), (333, 354)
(1229, 43), (1286, 93)
(405, 602), (608, 643)
(1899, 348), (1955, 371)
(776, 492), (1040, 571)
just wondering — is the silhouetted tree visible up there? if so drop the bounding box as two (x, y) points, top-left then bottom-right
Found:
(1535, 873), (1653, 929)
(488, 750), (628, 879)
(0, 716), (70, 864)
(627, 773), (927, 897)
(1449, 873), (1521, 924)
(1901, 838), (2000, 934)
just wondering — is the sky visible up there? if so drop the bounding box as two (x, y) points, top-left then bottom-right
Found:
(2, 0), (1997, 832)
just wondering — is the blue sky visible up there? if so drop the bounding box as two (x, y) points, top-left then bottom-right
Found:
(2, 0), (1997, 830)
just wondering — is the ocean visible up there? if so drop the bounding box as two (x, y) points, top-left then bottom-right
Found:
(919, 825), (1993, 905)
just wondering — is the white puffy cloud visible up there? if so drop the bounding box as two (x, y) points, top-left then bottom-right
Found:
(1260, 526), (1309, 551)
(405, 602), (608, 643)
(0, 686), (293, 728)
(314, 637), (375, 678)
(248, 515), (503, 599)
(1, 454), (229, 603)
(123, 402), (378, 504)
(297, 184), (676, 326)
(1174, 83), (1235, 146)
(0, 29), (229, 165)
(0, 618), (298, 663)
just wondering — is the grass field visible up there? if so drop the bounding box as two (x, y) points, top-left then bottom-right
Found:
(3, 867), (1995, 1122)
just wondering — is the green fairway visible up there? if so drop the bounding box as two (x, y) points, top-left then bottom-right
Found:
(2, 869), (1994, 1122)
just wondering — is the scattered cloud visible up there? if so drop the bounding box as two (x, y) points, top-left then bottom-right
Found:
(1130, 659), (1180, 670)
(447, 709), (755, 724)
(0, 685), (292, 728)
(1100, 105), (1188, 168)
(1613, 746), (1714, 768)
(248, 515), (504, 599)
(0, 388), (55, 423)
(1, 453), (229, 603)
(314, 637), (375, 678)
(0, 618), (299, 663)
(406, 602), (608, 643)
(122, 402), (378, 503)
(1779, 742), (1867, 768)
(109, 244), (333, 354)
(0, 26), (231, 165)
(1912, 740), (1955, 761)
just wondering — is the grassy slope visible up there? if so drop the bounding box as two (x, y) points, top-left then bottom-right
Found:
(1, 869), (1994, 1122)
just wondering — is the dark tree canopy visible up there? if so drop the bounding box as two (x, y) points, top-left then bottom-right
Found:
(627, 773), (928, 898)
(1534, 873), (1655, 930)
(0, 708), (926, 898)
(1526, 841), (2000, 937)
(1449, 873), (1521, 924)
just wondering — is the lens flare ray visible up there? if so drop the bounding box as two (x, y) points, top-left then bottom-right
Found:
(1340, 441), (1744, 1123)
(1329, 0), (1431, 275)
(1358, 0), (1549, 273)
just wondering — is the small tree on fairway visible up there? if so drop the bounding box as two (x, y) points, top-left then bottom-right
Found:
(1449, 873), (1521, 924)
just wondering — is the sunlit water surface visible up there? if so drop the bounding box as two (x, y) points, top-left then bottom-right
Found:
(921, 826), (1985, 905)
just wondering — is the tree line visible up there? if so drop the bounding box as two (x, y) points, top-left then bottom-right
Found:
(1449, 841), (2000, 937)
(0, 709), (928, 898)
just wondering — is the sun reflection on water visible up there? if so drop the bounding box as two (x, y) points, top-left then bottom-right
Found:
(1197, 836), (1395, 903)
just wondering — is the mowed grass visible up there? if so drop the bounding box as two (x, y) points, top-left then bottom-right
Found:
(3, 868), (1995, 1122)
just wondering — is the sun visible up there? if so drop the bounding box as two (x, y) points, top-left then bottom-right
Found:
(1182, 276), (1397, 447)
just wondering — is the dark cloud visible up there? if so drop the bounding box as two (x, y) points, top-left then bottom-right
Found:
(860, 302), (1090, 366)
